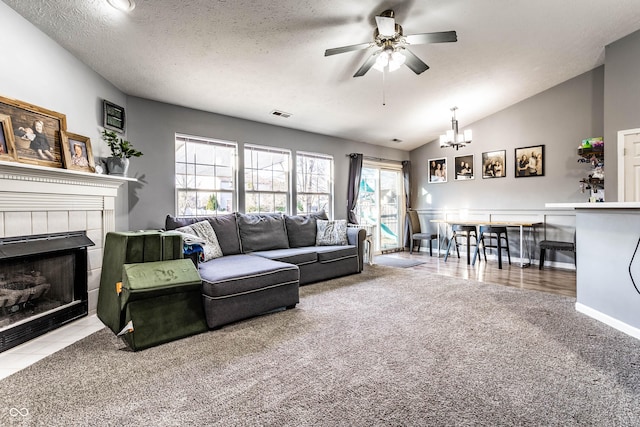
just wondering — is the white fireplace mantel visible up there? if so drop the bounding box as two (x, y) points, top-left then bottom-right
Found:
(0, 160), (134, 199)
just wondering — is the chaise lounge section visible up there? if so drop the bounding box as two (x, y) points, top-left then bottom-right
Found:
(165, 211), (366, 329)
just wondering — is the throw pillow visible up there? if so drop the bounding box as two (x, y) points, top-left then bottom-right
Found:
(285, 210), (329, 248)
(236, 213), (289, 252)
(316, 219), (348, 246)
(165, 214), (241, 255)
(175, 220), (223, 261)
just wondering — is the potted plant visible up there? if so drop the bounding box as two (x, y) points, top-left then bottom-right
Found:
(101, 129), (143, 176)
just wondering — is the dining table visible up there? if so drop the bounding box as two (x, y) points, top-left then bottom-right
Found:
(430, 219), (542, 268)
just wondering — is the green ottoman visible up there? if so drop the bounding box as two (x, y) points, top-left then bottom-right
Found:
(118, 259), (207, 351)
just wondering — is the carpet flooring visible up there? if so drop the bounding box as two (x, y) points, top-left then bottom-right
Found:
(1, 266), (639, 426)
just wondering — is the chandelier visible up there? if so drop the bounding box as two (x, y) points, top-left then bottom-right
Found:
(439, 107), (472, 150)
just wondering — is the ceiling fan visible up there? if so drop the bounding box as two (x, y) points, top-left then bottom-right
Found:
(324, 9), (457, 77)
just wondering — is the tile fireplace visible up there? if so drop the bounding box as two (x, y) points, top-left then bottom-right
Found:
(0, 160), (129, 350)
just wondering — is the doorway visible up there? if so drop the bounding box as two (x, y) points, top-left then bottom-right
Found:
(355, 163), (404, 253)
(617, 128), (640, 201)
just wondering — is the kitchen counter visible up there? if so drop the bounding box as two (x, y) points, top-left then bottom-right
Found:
(548, 202), (640, 340)
(546, 202), (640, 209)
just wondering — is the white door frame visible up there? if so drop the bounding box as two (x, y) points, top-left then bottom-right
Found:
(617, 128), (640, 201)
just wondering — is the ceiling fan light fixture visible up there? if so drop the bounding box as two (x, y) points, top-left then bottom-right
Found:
(375, 53), (389, 69)
(107, 0), (135, 12)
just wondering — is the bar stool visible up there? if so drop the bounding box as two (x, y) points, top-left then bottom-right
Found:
(473, 225), (511, 269)
(539, 239), (575, 270)
(444, 224), (478, 264)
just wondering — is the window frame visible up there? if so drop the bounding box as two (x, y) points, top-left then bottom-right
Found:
(174, 133), (238, 217)
(244, 144), (292, 214)
(295, 150), (334, 217)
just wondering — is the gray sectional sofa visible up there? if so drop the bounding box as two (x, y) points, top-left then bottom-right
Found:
(165, 212), (366, 329)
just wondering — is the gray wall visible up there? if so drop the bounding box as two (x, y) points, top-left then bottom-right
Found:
(410, 67), (604, 212)
(603, 28), (640, 200)
(0, 2), (131, 230)
(126, 97), (410, 231)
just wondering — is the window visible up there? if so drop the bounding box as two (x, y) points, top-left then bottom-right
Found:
(175, 134), (237, 216)
(244, 144), (291, 213)
(296, 151), (333, 217)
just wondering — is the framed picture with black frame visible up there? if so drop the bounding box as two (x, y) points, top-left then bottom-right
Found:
(428, 157), (447, 183)
(481, 150), (506, 178)
(454, 154), (474, 180)
(515, 145), (544, 177)
(103, 99), (125, 133)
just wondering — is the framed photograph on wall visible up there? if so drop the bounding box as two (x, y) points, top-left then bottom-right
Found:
(515, 145), (544, 177)
(454, 154), (474, 180)
(0, 95), (67, 168)
(0, 113), (18, 161)
(481, 150), (506, 178)
(61, 131), (95, 173)
(428, 157), (447, 183)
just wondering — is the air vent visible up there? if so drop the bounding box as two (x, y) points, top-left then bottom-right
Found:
(271, 110), (292, 118)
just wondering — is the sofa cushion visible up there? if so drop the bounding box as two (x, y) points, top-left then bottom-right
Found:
(199, 254), (299, 298)
(175, 221), (223, 261)
(284, 210), (329, 248)
(315, 245), (358, 263)
(316, 219), (348, 246)
(237, 213), (289, 252)
(252, 247), (318, 266)
(165, 214), (241, 255)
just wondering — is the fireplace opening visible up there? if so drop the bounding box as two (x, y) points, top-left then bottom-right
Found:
(0, 231), (94, 353)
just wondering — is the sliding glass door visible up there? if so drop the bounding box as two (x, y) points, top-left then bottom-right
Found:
(355, 164), (403, 253)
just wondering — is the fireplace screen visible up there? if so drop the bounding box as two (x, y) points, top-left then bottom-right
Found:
(0, 231), (93, 352)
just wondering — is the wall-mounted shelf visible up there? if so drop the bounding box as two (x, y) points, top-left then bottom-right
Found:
(578, 146), (604, 159)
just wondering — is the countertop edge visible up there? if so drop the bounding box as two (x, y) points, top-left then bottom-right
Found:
(545, 202), (640, 209)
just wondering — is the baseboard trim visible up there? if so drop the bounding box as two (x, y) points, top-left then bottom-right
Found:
(575, 302), (640, 340)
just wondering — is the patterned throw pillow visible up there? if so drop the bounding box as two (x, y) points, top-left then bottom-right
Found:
(316, 219), (348, 246)
(175, 220), (223, 261)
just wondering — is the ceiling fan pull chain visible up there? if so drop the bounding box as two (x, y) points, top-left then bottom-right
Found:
(382, 68), (386, 106)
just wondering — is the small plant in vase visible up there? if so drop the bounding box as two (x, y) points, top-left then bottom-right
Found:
(101, 129), (143, 176)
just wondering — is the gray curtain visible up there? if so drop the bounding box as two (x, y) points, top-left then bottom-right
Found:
(402, 160), (411, 248)
(347, 153), (363, 224)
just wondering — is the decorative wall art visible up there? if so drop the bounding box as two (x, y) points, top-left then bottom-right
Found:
(61, 131), (95, 173)
(454, 154), (474, 180)
(103, 99), (125, 133)
(428, 157), (447, 183)
(0, 113), (18, 161)
(481, 150), (506, 179)
(515, 145), (544, 177)
(0, 95), (67, 168)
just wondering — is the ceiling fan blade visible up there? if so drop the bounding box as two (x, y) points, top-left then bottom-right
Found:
(402, 49), (429, 75)
(375, 15), (396, 37)
(404, 31), (458, 45)
(353, 52), (379, 77)
(325, 42), (372, 57)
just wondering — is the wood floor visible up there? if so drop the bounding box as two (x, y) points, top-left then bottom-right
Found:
(377, 250), (576, 298)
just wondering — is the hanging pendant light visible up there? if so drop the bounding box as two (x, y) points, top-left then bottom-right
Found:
(440, 107), (472, 150)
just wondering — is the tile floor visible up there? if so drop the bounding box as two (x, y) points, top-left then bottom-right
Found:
(0, 314), (104, 380)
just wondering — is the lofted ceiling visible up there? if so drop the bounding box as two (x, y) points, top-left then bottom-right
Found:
(3, 0), (640, 151)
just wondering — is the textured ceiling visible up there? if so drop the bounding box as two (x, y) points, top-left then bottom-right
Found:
(4, 0), (640, 151)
